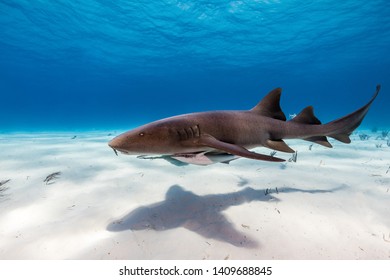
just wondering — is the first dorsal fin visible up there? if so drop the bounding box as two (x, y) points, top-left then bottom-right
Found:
(250, 88), (286, 121)
(290, 106), (321, 125)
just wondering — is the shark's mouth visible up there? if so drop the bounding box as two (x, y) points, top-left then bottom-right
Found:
(111, 148), (129, 156)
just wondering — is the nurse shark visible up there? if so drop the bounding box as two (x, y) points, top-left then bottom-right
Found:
(109, 85), (380, 165)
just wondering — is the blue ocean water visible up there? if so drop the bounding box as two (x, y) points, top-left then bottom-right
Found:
(0, 0), (389, 131)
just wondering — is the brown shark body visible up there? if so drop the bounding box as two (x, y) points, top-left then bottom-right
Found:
(109, 85), (380, 165)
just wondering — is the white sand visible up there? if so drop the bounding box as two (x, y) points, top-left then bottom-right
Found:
(0, 130), (389, 260)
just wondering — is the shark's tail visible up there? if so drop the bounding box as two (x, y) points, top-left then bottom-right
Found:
(323, 84), (380, 144)
(289, 85), (380, 148)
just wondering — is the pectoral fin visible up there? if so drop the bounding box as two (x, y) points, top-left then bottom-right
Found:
(198, 134), (285, 162)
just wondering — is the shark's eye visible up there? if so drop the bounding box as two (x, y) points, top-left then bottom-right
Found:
(139, 132), (145, 137)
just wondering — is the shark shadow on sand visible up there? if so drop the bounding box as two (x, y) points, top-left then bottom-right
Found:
(107, 184), (345, 248)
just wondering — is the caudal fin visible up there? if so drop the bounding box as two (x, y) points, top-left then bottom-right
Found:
(325, 85), (380, 143)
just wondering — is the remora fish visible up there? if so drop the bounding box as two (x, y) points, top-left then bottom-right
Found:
(109, 85), (380, 165)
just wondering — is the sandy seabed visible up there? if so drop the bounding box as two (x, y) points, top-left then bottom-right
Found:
(0, 130), (389, 260)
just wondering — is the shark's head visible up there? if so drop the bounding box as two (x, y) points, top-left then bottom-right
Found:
(108, 120), (183, 155)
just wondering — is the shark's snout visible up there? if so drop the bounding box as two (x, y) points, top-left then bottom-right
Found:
(108, 136), (129, 155)
(108, 138), (118, 149)
(108, 138), (119, 149)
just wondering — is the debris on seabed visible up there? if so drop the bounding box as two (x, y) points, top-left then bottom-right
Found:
(43, 172), (61, 185)
(0, 179), (11, 187)
(359, 133), (370, 140)
(288, 151), (298, 163)
(0, 179), (11, 197)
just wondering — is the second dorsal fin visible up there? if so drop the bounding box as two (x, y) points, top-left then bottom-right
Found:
(250, 88), (286, 121)
(290, 106), (322, 125)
